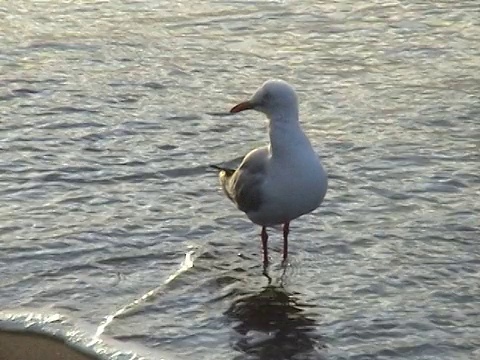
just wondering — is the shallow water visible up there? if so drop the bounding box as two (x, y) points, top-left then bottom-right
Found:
(1, 0), (479, 359)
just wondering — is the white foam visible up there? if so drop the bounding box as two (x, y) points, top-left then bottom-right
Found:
(0, 310), (145, 359)
(0, 249), (198, 360)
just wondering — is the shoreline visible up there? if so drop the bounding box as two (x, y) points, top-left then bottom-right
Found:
(0, 330), (101, 360)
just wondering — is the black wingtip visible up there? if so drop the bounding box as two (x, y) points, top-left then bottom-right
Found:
(210, 165), (235, 176)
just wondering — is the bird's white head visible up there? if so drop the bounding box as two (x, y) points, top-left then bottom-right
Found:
(230, 79), (299, 121)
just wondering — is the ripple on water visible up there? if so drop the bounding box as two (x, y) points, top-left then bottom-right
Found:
(1, 1), (479, 359)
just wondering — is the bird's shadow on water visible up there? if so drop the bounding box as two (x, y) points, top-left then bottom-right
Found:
(224, 267), (326, 360)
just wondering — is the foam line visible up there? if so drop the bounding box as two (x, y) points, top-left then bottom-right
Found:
(91, 251), (195, 342)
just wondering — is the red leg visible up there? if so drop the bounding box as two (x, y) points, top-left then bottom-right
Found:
(261, 226), (269, 265)
(282, 222), (290, 261)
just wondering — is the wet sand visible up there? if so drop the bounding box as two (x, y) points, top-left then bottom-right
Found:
(0, 330), (101, 360)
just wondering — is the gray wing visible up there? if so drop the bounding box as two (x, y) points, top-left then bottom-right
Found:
(219, 147), (269, 214)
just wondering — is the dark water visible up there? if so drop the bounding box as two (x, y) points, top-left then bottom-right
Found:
(1, 1), (479, 359)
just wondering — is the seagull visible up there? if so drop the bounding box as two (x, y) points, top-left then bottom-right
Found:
(212, 79), (328, 265)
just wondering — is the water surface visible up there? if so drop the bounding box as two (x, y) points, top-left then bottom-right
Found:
(1, 1), (479, 359)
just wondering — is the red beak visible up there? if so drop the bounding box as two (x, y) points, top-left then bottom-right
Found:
(230, 100), (254, 113)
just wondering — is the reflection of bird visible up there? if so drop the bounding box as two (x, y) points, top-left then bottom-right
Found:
(212, 80), (328, 265)
(225, 284), (325, 360)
